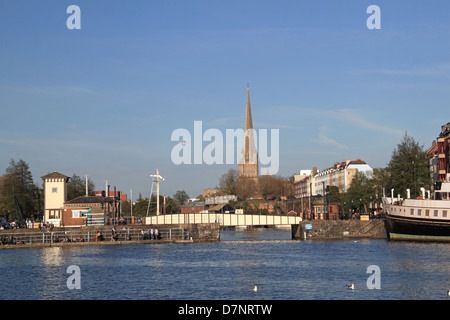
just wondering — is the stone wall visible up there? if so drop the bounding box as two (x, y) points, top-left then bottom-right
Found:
(292, 219), (388, 240)
(186, 223), (220, 242)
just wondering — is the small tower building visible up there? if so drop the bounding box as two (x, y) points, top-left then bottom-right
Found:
(41, 172), (69, 227)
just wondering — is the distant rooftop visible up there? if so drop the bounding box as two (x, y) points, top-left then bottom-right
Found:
(181, 201), (206, 208)
(440, 122), (450, 137)
(41, 172), (69, 180)
(66, 196), (113, 204)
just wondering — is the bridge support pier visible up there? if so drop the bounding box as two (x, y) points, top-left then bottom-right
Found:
(291, 223), (305, 240)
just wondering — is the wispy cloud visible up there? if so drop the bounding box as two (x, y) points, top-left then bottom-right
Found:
(318, 109), (404, 136)
(254, 121), (301, 129)
(312, 127), (348, 150)
(352, 63), (450, 78)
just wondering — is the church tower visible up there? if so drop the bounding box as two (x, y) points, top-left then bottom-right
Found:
(239, 86), (259, 179)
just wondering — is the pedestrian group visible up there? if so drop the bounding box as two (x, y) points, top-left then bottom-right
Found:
(140, 228), (160, 240)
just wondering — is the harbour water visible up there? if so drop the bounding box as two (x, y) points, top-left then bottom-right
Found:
(0, 228), (449, 300)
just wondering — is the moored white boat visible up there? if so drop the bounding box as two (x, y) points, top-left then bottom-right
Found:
(383, 185), (450, 241)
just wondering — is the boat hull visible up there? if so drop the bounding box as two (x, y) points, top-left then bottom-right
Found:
(386, 214), (450, 241)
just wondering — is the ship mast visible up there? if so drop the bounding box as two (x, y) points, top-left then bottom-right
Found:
(150, 169), (165, 215)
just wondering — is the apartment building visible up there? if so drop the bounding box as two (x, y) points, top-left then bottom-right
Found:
(294, 159), (373, 199)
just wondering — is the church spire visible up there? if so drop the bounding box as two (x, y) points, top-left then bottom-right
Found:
(239, 85), (259, 180)
(245, 86), (253, 131)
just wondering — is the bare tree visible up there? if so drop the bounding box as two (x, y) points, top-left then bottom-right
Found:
(218, 169), (238, 195)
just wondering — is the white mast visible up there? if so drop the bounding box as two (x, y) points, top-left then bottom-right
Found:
(130, 189), (133, 218)
(150, 169), (165, 215)
(85, 174), (88, 196)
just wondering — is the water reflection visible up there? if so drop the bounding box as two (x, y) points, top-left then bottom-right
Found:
(41, 247), (65, 266)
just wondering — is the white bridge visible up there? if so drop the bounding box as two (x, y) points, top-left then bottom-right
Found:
(144, 213), (302, 227)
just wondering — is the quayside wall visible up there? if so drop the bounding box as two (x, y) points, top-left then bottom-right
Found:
(0, 223), (220, 249)
(292, 219), (388, 240)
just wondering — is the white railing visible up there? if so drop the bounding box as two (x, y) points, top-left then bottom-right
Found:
(144, 213), (302, 227)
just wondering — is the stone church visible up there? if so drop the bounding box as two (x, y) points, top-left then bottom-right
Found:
(238, 87), (259, 194)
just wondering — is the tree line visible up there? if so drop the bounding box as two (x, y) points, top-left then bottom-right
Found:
(0, 159), (96, 221)
(333, 132), (432, 217)
(121, 192), (185, 216)
(0, 132), (432, 220)
(218, 169), (294, 201)
(0, 159), (197, 220)
(216, 132), (433, 216)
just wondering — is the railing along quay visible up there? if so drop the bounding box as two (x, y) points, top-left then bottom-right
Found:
(0, 227), (189, 247)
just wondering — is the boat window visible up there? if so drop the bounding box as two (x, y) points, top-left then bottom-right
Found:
(425, 209), (430, 217)
(417, 209), (422, 216)
(434, 210), (438, 217)
(443, 210), (448, 218)
(410, 209), (414, 215)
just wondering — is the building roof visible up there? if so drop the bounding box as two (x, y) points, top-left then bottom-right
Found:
(66, 196), (113, 204)
(348, 159), (367, 165)
(426, 140), (438, 157)
(208, 203), (235, 212)
(181, 201), (206, 208)
(41, 172), (69, 180)
(440, 122), (450, 138)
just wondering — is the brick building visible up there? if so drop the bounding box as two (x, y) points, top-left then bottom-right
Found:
(181, 201), (206, 214)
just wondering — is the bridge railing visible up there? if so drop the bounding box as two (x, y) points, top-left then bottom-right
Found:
(144, 213), (301, 227)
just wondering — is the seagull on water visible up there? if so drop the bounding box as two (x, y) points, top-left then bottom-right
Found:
(346, 283), (354, 290)
(447, 290), (450, 296)
(253, 286), (258, 292)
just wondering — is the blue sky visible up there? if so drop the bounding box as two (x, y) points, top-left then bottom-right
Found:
(1, 0), (449, 199)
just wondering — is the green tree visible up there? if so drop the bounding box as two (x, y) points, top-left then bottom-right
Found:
(121, 200), (132, 216)
(387, 132), (432, 198)
(165, 196), (180, 214)
(346, 172), (374, 214)
(371, 168), (390, 207)
(67, 174), (95, 200)
(133, 197), (149, 217)
(173, 190), (189, 205)
(0, 159), (37, 220)
(327, 185), (341, 204)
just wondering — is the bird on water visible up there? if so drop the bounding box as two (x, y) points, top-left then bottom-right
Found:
(253, 286), (258, 292)
(346, 284), (354, 290)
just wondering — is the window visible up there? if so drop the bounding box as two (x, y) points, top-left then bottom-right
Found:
(443, 210), (448, 218)
(425, 209), (430, 217)
(49, 210), (60, 219)
(417, 209), (422, 216)
(52, 187), (57, 193)
(72, 210), (80, 218)
(434, 210), (438, 217)
(410, 209), (414, 216)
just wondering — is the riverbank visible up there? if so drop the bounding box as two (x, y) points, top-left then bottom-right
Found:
(0, 220), (389, 249)
(0, 238), (196, 249)
(0, 223), (220, 250)
(292, 219), (388, 240)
